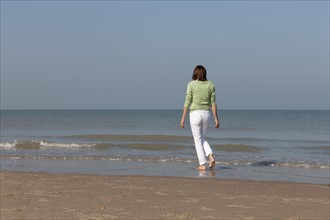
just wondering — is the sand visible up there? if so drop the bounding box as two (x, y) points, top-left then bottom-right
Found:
(1, 171), (329, 220)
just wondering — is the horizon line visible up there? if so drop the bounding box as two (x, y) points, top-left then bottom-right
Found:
(1, 108), (329, 111)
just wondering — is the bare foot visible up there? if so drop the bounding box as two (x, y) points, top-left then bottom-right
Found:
(209, 154), (215, 169)
(197, 165), (206, 170)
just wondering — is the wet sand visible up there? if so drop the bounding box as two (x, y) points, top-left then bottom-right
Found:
(1, 171), (329, 219)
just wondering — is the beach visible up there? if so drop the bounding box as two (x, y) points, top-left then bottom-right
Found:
(1, 171), (329, 220)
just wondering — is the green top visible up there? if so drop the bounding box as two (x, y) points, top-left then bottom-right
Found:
(184, 80), (216, 111)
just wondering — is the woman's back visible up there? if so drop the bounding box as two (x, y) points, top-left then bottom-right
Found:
(184, 80), (216, 111)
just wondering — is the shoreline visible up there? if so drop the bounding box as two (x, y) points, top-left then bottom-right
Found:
(1, 171), (329, 219)
(2, 158), (329, 185)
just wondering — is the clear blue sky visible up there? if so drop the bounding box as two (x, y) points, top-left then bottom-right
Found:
(1, 1), (329, 110)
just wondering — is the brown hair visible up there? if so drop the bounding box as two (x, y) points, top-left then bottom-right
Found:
(192, 65), (207, 81)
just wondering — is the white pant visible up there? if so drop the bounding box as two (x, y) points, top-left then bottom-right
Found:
(189, 110), (213, 165)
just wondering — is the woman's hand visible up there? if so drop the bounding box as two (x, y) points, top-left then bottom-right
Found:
(180, 106), (188, 128)
(180, 119), (185, 128)
(212, 104), (220, 128)
(215, 120), (220, 128)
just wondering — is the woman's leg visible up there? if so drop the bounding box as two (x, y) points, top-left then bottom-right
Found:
(201, 111), (213, 156)
(190, 111), (206, 166)
(201, 111), (215, 168)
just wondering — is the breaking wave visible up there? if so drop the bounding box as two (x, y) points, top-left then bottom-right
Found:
(0, 140), (96, 149)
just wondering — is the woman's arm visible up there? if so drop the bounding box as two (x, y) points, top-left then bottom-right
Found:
(180, 106), (188, 128)
(181, 82), (192, 128)
(212, 104), (220, 128)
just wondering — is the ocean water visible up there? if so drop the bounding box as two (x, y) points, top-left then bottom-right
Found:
(1, 110), (329, 184)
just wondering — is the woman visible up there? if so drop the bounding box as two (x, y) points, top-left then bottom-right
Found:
(180, 65), (220, 170)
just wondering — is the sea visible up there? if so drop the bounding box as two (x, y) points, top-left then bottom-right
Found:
(1, 110), (329, 184)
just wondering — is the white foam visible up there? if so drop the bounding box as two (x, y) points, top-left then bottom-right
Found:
(0, 140), (96, 149)
(39, 141), (95, 148)
(0, 140), (17, 148)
